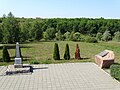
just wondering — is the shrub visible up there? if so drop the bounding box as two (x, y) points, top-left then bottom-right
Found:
(46, 28), (56, 40)
(70, 32), (85, 42)
(102, 30), (111, 41)
(55, 35), (65, 41)
(28, 38), (34, 42)
(110, 64), (120, 80)
(53, 43), (60, 60)
(2, 46), (10, 62)
(96, 32), (102, 41)
(69, 31), (74, 41)
(30, 60), (39, 64)
(85, 37), (98, 43)
(64, 31), (70, 41)
(41, 60), (52, 64)
(113, 31), (120, 42)
(64, 44), (70, 60)
(55, 30), (63, 41)
(40, 38), (46, 42)
(73, 32), (81, 41)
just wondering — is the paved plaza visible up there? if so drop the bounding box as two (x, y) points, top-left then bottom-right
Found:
(0, 63), (120, 90)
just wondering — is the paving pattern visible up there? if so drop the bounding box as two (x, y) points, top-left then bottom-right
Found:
(0, 63), (120, 90)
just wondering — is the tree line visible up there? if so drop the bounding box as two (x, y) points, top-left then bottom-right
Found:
(0, 12), (120, 43)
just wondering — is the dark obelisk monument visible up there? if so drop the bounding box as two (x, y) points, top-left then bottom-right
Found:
(14, 42), (23, 68)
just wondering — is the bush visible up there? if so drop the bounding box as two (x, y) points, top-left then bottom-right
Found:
(113, 31), (120, 42)
(110, 64), (120, 80)
(64, 31), (70, 41)
(85, 37), (98, 43)
(30, 60), (39, 64)
(55, 30), (63, 41)
(72, 32), (81, 41)
(40, 38), (46, 42)
(2, 46), (10, 62)
(96, 32), (102, 41)
(53, 43), (60, 60)
(41, 60), (52, 64)
(28, 38), (34, 42)
(64, 44), (70, 60)
(102, 30), (111, 41)
(46, 28), (56, 40)
(69, 31), (74, 41)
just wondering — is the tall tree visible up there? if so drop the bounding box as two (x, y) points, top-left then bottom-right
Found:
(0, 24), (3, 42)
(19, 21), (31, 42)
(2, 12), (20, 43)
(46, 28), (56, 40)
(1, 14), (120, 42)
(32, 21), (43, 40)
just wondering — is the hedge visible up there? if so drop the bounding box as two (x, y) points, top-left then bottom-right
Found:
(110, 64), (120, 80)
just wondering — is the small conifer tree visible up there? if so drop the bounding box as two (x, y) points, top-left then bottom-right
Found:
(96, 32), (102, 41)
(102, 30), (111, 41)
(53, 43), (60, 60)
(64, 44), (70, 60)
(2, 46), (10, 62)
(113, 31), (120, 42)
(75, 44), (81, 59)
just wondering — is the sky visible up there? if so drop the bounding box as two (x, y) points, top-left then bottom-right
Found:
(0, 0), (120, 19)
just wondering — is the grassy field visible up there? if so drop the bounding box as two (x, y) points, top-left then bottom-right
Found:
(0, 41), (120, 66)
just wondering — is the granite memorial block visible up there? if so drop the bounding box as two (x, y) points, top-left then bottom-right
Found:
(95, 50), (115, 68)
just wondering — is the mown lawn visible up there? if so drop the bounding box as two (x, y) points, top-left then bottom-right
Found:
(0, 41), (120, 66)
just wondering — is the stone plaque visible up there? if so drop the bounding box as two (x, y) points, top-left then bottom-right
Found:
(14, 58), (22, 64)
(98, 51), (109, 57)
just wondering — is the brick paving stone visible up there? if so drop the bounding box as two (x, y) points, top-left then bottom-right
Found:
(0, 63), (120, 90)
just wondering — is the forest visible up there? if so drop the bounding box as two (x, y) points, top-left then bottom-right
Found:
(0, 12), (120, 43)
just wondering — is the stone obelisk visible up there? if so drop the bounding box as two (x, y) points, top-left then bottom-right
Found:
(14, 42), (23, 68)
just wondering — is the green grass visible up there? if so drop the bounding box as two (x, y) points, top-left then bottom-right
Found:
(0, 41), (120, 66)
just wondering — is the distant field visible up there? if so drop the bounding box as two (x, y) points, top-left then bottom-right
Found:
(0, 41), (120, 66)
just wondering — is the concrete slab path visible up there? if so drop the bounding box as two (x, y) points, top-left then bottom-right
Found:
(0, 63), (120, 90)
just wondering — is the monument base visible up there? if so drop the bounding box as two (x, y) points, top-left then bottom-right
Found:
(6, 64), (32, 75)
(14, 64), (23, 68)
(14, 58), (23, 68)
